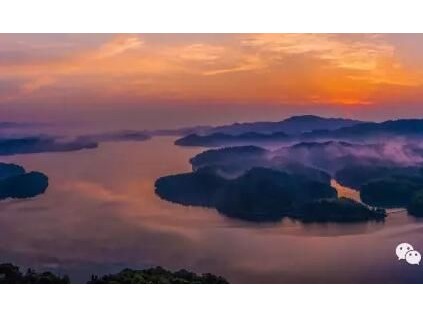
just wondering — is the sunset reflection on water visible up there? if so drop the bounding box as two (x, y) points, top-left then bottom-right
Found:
(0, 137), (422, 283)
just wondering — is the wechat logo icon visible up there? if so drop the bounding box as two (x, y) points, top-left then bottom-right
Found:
(396, 243), (421, 265)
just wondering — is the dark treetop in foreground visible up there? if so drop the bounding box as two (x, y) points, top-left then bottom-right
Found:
(89, 267), (228, 284)
(0, 263), (228, 284)
(0, 263), (70, 284)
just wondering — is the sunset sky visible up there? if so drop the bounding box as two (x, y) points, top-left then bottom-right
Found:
(2, 34), (423, 127)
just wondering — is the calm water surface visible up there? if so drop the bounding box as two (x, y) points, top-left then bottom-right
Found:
(0, 137), (422, 283)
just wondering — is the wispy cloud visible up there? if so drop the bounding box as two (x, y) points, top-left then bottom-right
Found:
(94, 36), (144, 59)
(241, 34), (394, 71)
(203, 56), (265, 75)
(177, 43), (225, 62)
(1, 34), (423, 108)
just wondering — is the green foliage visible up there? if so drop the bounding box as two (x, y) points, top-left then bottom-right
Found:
(0, 263), (70, 284)
(88, 267), (228, 284)
(0, 263), (228, 284)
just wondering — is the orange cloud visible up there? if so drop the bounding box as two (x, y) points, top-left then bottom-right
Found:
(241, 34), (393, 70)
(203, 55), (265, 75)
(93, 36), (144, 59)
(177, 43), (225, 62)
(1, 34), (423, 108)
(21, 76), (57, 93)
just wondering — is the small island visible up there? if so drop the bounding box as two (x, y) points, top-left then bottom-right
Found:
(0, 136), (97, 156)
(0, 163), (48, 200)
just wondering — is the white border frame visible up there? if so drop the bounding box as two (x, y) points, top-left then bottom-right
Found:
(1, 0), (423, 32)
(1, 1), (423, 317)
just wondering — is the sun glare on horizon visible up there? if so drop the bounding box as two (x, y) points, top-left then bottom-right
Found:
(1, 34), (423, 119)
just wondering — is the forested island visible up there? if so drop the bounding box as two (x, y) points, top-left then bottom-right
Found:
(334, 164), (423, 212)
(160, 125), (423, 221)
(0, 163), (48, 200)
(155, 167), (386, 222)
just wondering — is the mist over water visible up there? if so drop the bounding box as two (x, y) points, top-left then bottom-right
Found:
(0, 135), (422, 283)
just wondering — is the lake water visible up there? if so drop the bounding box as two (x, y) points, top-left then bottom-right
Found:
(0, 136), (423, 283)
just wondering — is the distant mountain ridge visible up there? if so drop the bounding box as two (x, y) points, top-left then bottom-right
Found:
(175, 116), (423, 147)
(175, 131), (289, 147)
(154, 115), (365, 138)
(205, 115), (366, 135)
(174, 115), (367, 146)
(302, 118), (423, 139)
